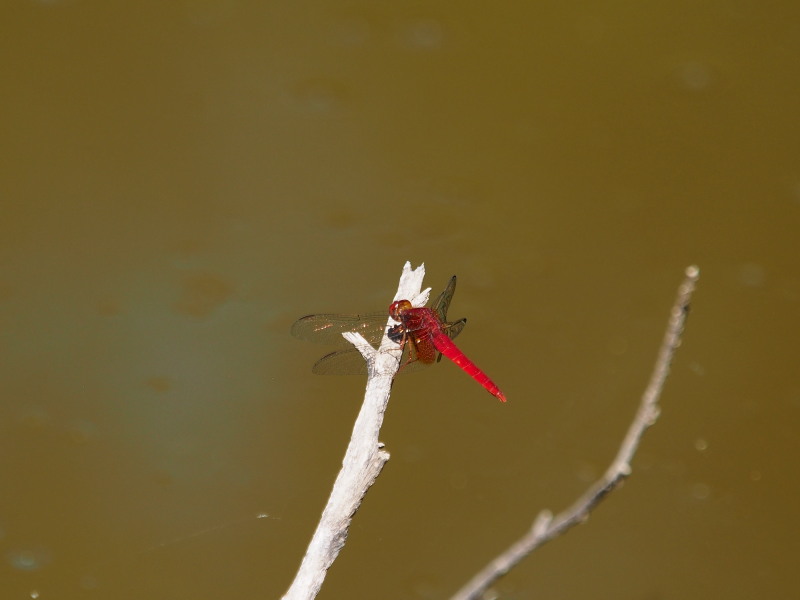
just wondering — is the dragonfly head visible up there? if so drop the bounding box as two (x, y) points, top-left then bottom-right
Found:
(389, 299), (413, 321)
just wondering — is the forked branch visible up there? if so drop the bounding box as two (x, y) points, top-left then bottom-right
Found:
(450, 265), (700, 600)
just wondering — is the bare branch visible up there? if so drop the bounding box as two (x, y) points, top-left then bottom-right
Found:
(281, 262), (427, 600)
(450, 265), (700, 600)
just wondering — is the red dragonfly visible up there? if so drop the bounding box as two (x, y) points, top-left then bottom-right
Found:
(291, 276), (506, 402)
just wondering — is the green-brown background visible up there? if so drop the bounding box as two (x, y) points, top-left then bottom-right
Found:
(2, 1), (798, 598)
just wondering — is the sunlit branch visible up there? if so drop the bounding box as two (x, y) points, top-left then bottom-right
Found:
(281, 262), (428, 600)
(450, 265), (700, 600)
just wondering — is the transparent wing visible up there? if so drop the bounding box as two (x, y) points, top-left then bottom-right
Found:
(431, 275), (457, 321)
(290, 312), (389, 346)
(442, 318), (466, 340)
(311, 347), (373, 375)
(311, 342), (421, 375)
(310, 334), (440, 375)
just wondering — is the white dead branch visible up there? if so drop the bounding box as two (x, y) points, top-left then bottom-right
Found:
(449, 265), (700, 600)
(281, 262), (429, 600)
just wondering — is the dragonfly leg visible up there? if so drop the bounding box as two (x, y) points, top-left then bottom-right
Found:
(394, 332), (421, 374)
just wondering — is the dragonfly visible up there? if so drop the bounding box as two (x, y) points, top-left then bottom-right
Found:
(291, 276), (507, 402)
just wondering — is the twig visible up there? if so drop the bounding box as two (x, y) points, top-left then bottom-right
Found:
(450, 265), (700, 600)
(281, 262), (431, 600)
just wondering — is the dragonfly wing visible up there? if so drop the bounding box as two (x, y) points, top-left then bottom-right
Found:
(431, 275), (457, 321)
(443, 317), (466, 340)
(311, 347), (371, 375)
(312, 343), (424, 375)
(291, 312), (388, 345)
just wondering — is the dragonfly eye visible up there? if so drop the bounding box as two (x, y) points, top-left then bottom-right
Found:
(389, 300), (413, 320)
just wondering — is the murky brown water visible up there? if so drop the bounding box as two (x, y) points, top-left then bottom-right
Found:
(2, 2), (798, 599)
